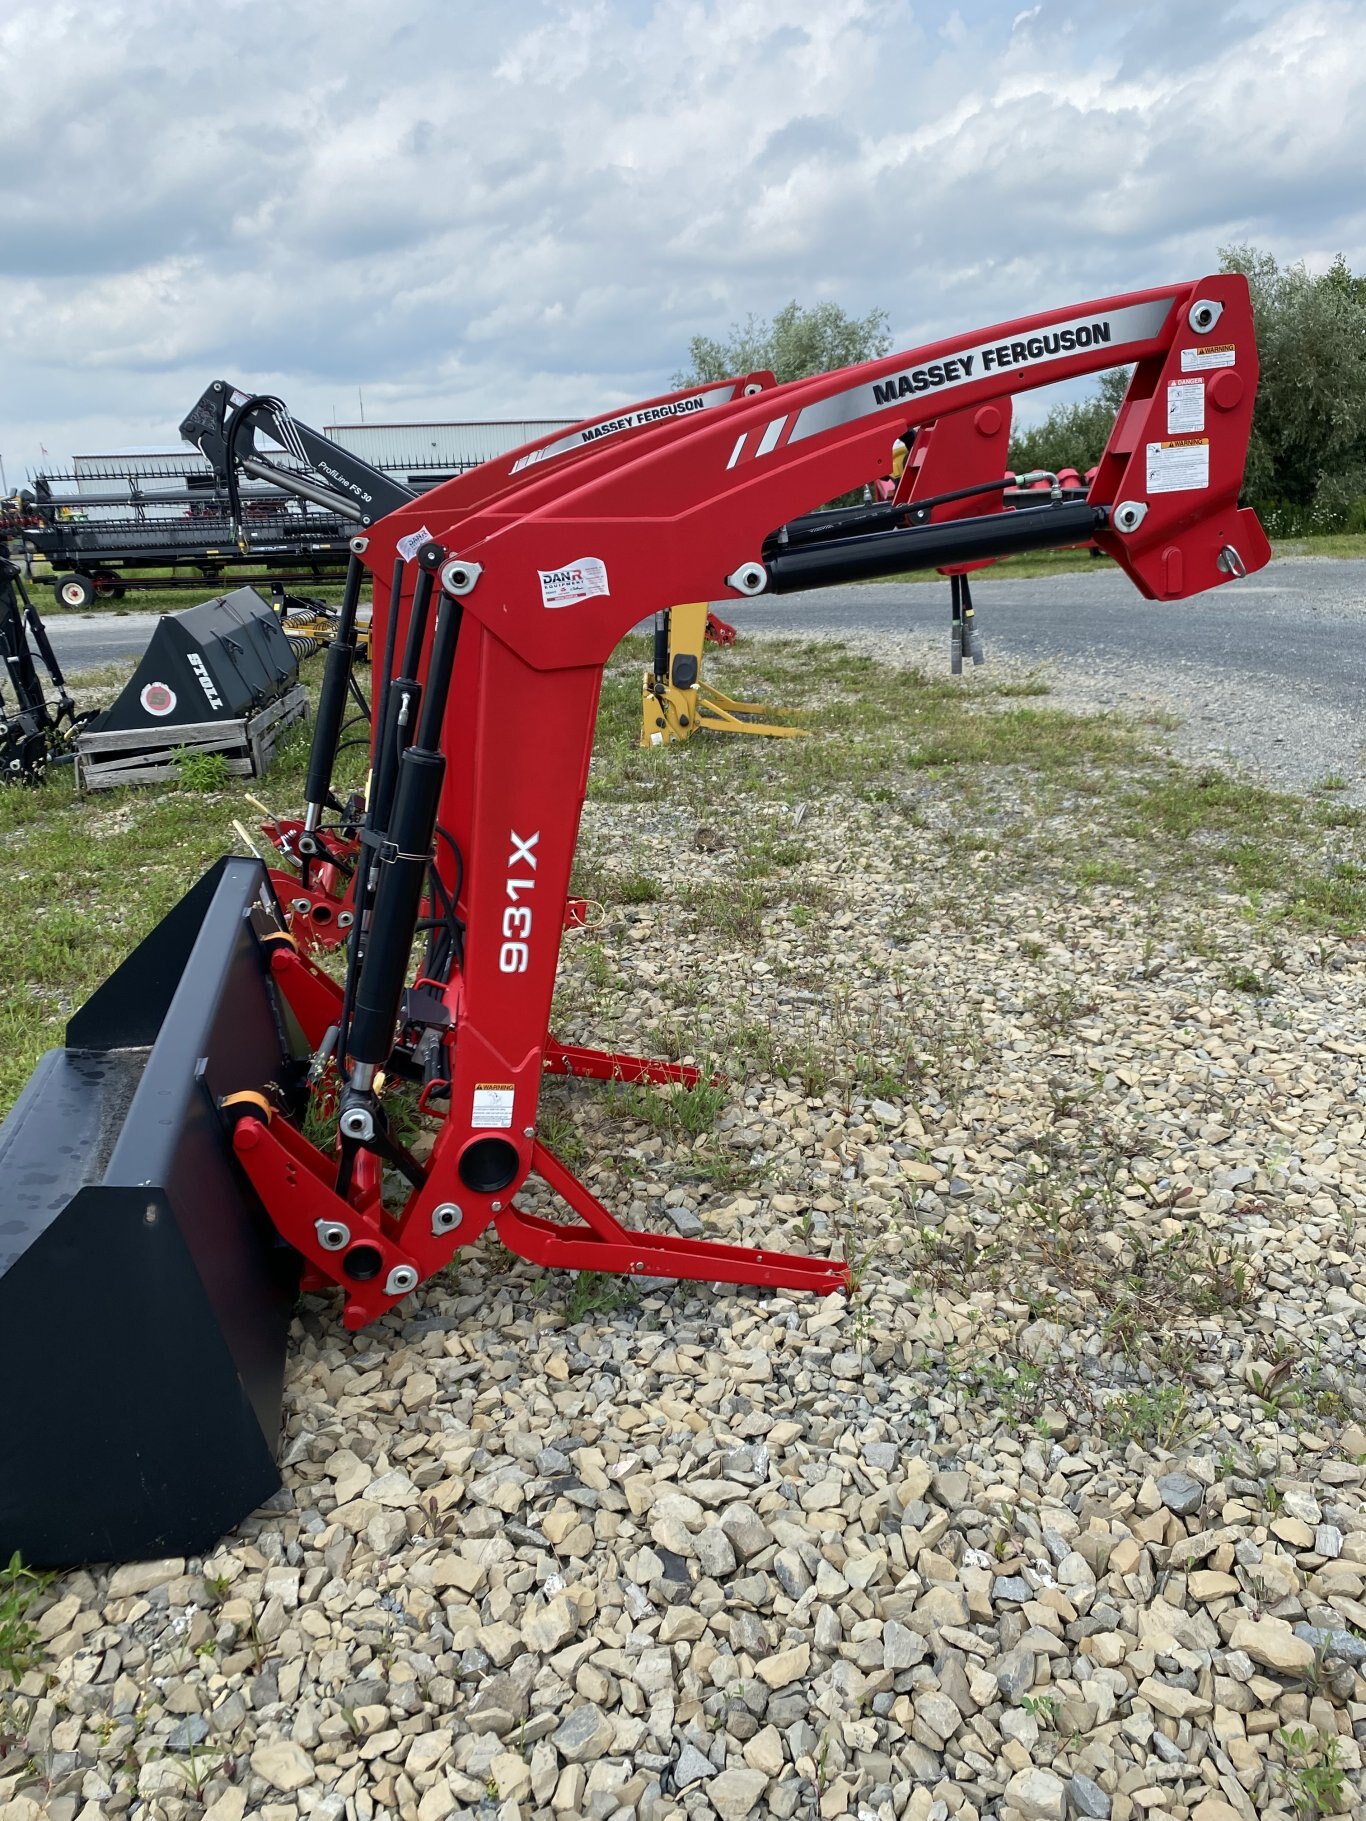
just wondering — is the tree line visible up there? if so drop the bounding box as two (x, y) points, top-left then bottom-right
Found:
(1009, 247), (1366, 536)
(679, 251), (1366, 537)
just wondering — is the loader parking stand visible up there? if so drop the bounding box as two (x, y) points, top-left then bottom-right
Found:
(0, 276), (1270, 1566)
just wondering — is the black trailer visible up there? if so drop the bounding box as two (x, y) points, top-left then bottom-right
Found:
(26, 470), (355, 608)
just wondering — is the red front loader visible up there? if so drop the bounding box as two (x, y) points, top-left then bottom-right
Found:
(0, 275), (1269, 1564)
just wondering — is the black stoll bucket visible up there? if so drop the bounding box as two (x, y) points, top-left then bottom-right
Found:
(0, 857), (304, 1567)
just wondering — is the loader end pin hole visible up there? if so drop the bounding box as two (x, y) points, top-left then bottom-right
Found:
(312, 904), (333, 924)
(459, 1136), (519, 1194)
(343, 1244), (384, 1282)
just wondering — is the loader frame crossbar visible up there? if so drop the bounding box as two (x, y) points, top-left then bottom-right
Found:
(221, 275), (1266, 1329)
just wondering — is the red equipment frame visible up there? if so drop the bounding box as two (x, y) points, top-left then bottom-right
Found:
(232, 275), (1268, 1328)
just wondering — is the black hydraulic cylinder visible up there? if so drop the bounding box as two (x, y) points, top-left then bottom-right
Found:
(763, 501), (1105, 593)
(401, 567), (436, 678)
(652, 612), (668, 682)
(303, 552), (364, 814)
(347, 747), (446, 1066)
(346, 592), (463, 1069)
(417, 597), (463, 749)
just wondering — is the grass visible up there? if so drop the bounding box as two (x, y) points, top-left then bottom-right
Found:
(0, 1552), (52, 1687)
(2, 624), (1364, 1157)
(1278, 1727), (1346, 1818)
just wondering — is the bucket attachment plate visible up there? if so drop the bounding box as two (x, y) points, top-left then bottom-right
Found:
(0, 857), (302, 1567)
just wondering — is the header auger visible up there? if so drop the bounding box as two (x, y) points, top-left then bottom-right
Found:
(0, 275), (1269, 1564)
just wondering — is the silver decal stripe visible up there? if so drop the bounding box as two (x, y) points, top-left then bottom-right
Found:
(756, 415), (787, 457)
(726, 433), (747, 471)
(510, 384), (741, 473)
(785, 299), (1174, 449)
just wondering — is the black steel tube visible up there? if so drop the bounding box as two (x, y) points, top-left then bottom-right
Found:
(239, 455), (365, 522)
(764, 502), (1105, 593)
(346, 586), (463, 1065)
(347, 749), (446, 1066)
(416, 598), (463, 749)
(380, 559), (403, 689)
(303, 553), (363, 813)
(400, 567), (436, 678)
(652, 612), (669, 681)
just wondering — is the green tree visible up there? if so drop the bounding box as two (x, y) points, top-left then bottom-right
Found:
(1012, 249), (1366, 532)
(1008, 368), (1130, 477)
(674, 299), (892, 388)
(1219, 245), (1366, 533)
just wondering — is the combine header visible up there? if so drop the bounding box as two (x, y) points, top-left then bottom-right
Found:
(0, 277), (1269, 1564)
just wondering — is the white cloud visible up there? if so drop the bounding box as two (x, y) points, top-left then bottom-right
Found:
(1, 0), (1363, 475)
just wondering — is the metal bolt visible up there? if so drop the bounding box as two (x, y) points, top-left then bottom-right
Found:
(1188, 298), (1222, 334)
(291, 897), (311, 915)
(339, 1105), (374, 1141)
(725, 562), (767, 596)
(338, 911), (354, 929)
(350, 535), (370, 554)
(1112, 500), (1148, 534)
(384, 1265), (419, 1297)
(522, 1126), (535, 1138)
(490, 1200), (503, 1212)
(315, 1220), (350, 1251)
(440, 557), (483, 596)
(431, 1202), (463, 1235)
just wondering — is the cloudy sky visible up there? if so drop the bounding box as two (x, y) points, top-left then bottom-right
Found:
(2, 0), (1363, 482)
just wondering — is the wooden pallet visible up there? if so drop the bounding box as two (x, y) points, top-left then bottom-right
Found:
(76, 685), (310, 790)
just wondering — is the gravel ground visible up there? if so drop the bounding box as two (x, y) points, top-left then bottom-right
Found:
(731, 557), (1366, 802)
(3, 656), (1365, 1821)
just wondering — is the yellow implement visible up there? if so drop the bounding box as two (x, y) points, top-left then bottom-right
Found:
(639, 602), (804, 746)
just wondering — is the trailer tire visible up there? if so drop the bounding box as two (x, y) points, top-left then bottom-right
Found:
(56, 574), (95, 609)
(92, 569), (122, 599)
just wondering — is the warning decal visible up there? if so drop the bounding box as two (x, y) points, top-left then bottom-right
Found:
(140, 681), (177, 717)
(538, 556), (610, 610)
(1166, 378), (1205, 434)
(1146, 438), (1210, 494)
(1181, 343), (1235, 372)
(472, 1084), (515, 1130)
(396, 525), (432, 562)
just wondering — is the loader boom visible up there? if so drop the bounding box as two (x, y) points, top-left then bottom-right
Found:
(0, 273), (1270, 1563)
(236, 272), (1268, 1329)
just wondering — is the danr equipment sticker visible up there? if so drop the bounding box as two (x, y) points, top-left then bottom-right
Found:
(472, 1084), (515, 1130)
(396, 525), (432, 562)
(140, 681), (177, 717)
(538, 556), (610, 609)
(1146, 438), (1210, 493)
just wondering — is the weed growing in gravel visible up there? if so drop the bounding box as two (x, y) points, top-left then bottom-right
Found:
(1278, 1727), (1346, 1818)
(608, 1077), (728, 1138)
(1097, 1384), (1200, 1449)
(565, 1271), (637, 1323)
(0, 1553), (51, 1687)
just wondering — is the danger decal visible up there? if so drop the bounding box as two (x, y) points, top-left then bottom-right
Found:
(140, 681), (177, 718)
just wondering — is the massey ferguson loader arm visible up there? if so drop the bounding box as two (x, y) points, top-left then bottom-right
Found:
(0, 275), (1268, 1565)
(248, 374), (777, 946)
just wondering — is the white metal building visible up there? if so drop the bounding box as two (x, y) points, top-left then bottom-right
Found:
(325, 420), (575, 486)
